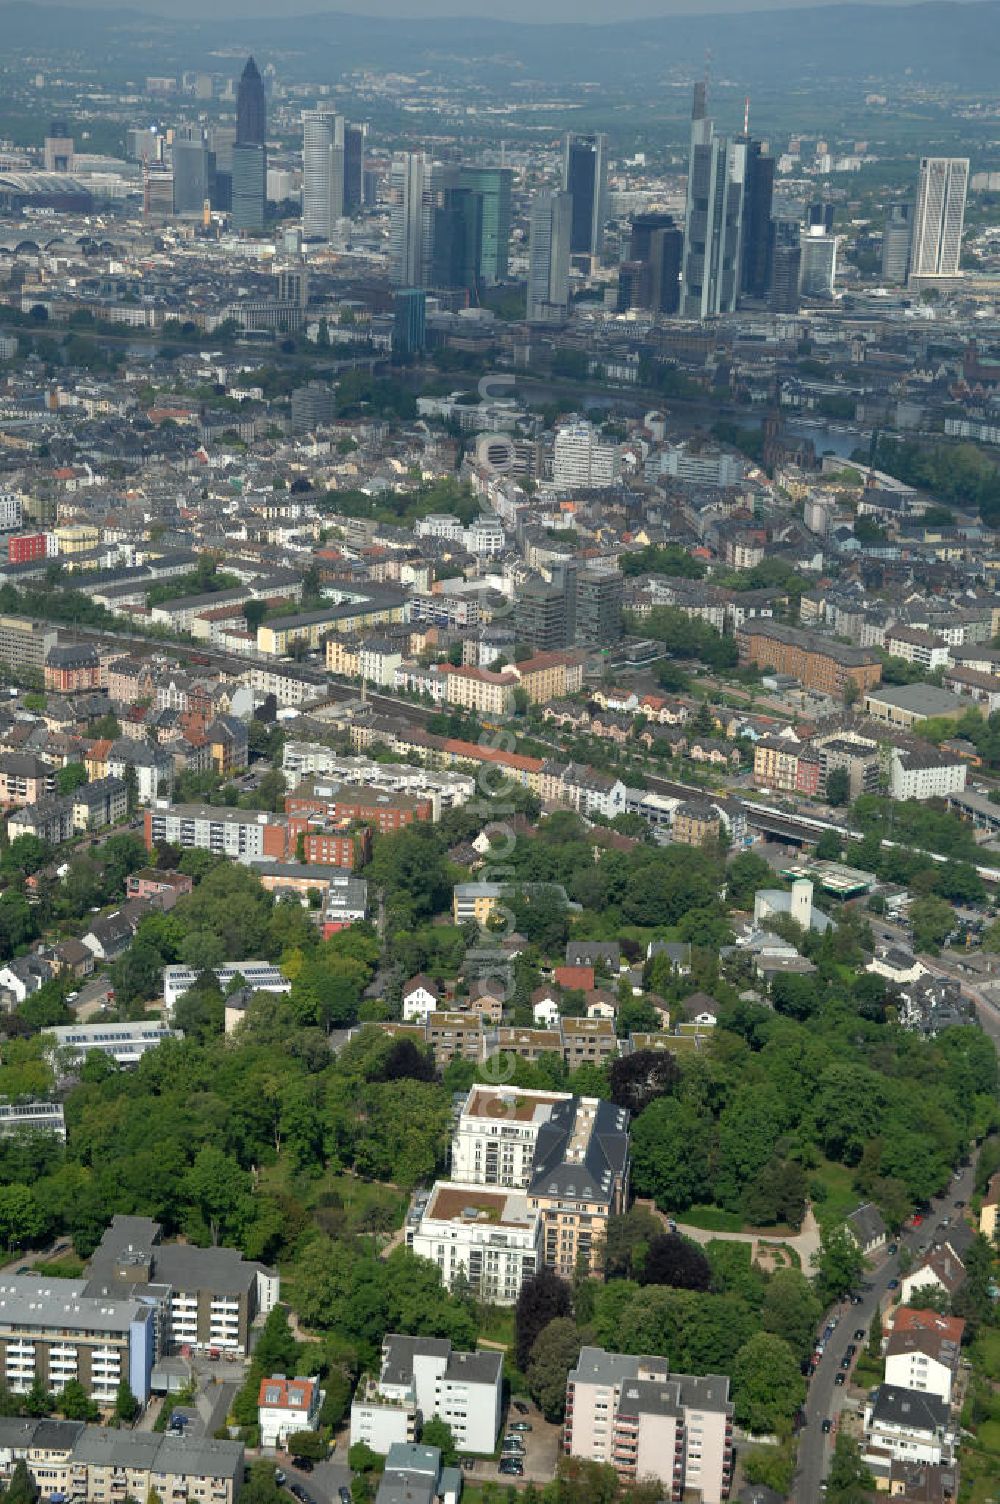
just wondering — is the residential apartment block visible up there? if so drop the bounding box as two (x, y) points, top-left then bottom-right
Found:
(737, 620), (882, 698)
(350, 1335), (502, 1456)
(0, 1275), (154, 1404)
(286, 778), (432, 833)
(84, 1215), (279, 1357)
(163, 962), (290, 1015)
(144, 803), (289, 863)
(449, 1086), (630, 1277)
(565, 1346), (734, 1504)
(0, 1420), (244, 1504)
(45, 1021), (181, 1068)
(406, 1183), (541, 1306)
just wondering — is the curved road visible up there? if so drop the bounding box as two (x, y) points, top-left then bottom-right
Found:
(793, 1158), (976, 1501)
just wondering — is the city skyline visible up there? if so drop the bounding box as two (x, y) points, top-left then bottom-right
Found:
(17, 0), (953, 16)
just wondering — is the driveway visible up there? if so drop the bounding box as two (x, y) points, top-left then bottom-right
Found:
(638, 1199), (822, 1270)
(792, 1157), (977, 1502)
(471, 1400), (561, 1485)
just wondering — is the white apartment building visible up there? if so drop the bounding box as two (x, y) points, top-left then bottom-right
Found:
(889, 746), (967, 802)
(258, 1374), (323, 1448)
(863, 1385), (954, 1467)
(0, 1101), (65, 1139)
(0, 495), (23, 532)
(406, 1182), (540, 1306)
(552, 421), (619, 490)
(146, 803), (285, 864)
(350, 1335), (502, 1456)
(163, 962), (290, 1014)
(656, 445), (743, 488)
(884, 1316), (962, 1405)
(884, 625), (950, 671)
(450, 1085), (569, 1188)
(45, 1021), (181, 1068)
(565, 1347), (734, 1504)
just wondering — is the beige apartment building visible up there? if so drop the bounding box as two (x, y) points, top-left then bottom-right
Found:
(565, 1346), (734, 1504)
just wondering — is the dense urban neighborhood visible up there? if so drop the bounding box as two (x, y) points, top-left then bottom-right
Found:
(0, 4), (1000, 1504)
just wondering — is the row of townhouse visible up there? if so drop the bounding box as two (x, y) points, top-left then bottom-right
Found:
(861, 1306), (966, 1492)
(375, 1012), (622, 1074)
(0, 1419), (244, 1504)
(8, 777), (128, 843)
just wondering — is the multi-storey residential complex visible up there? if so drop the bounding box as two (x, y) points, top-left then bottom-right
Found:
(286, 778), (432, 832)
(406, 1183), (541, 1305)
(439, 665), (517, 719)
(163, 962), (290, 1014)
(0, 1275), (154, 1404)
(0, 616), (58, 673)
(889, 745), (967, 801)
(0, 1101), (66, 1138)
(350, 1335), (502, 1456)
(884, 625), (950, 671)
(752, 737), (821, 796)
(84, 1215), (279, 1357)
(45, 1021), (181, 1068)
(737, 621), (882, 698)
(449, 1086), (630, 1277)
(565, 1347), (734, 1504)
(814, 732), (883, 800)
(144, 803), (289, 863)
(0, 1420), (244, 1504)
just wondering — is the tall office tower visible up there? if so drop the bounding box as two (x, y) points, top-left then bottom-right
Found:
(807, 201), (834, 234)
(882, 201), (914, 284)
(563, 133), (607, 259)
(208, 124), (237, 172)
(457, 166), (512, 284)
(740, 140), (775, 297)
(343, 123), (366, 213)
(527, 188), (572, 324)
(236, 57), (266, 146)
(44, 120), (74, 173)
(910, 156), (968, 279)
(769, 218), (801, 313)
(172, 136), (214, 216)
(680, 83), (747, 320)
(276, 266), (308, 307)
(388, 152), (428, 286)
(231, 144), (266, 231)
(799, 220), (838, 298)
(302, 110), (344, 241)
(393, 288), (427, 356)
(628, 212), (682, 313)
(432, 184), (481, 292)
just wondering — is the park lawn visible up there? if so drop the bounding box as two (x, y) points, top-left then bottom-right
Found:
(811, 1157), (860, 1233)
(972, 1326), (1000, 1384)
(975, 1419), (1000, 1453)
(476, 1306), (514, 1350)
(681, 1205), (744, 1233)
(961, 1443), (1000, 1503)
(258, 1163), (408, 1238)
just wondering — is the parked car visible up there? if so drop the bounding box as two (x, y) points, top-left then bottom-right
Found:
(509, 1423), (532, 1433)
(512, 1401), (530, 1415)
(339, 1490), (351, 1504)
(834, 1373), (846, 1386)
(291, 1459), (314, 1474)
(499, 1462), (524, 1476)
(822, 1419), (833, 1434)
(853, 1330), (865, 1341)
(888, 1278), (899, 1290)
(840, 1356), (851, 1370)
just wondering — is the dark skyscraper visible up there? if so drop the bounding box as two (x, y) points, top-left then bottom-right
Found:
(563, 133), (607, 260)
(629, 212), (682, 314)
(343, 123), (366, 213)
(740, 140), (775, 298)
(769, 218), (801, 313)
(236, 57), (266, 147)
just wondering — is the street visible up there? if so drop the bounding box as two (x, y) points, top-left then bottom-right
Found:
(793, 1159), (976, 1501)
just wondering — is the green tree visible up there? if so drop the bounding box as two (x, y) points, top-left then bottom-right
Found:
(115, 1378), (140, 1422)
(287, 1431), (327, 1462)
(827, 1434), (875, 1502)
(825, 768), (851, 807)
(526, 1317), (582, 1422)
(761, 1268), (823, 1360)
(630, 1097), (711, 1211)
(813, 1224), (865, 1304)
(420, 1417), (458, 1466)
(58, 1378), (98, 1421)
(56, 762), (88, 796)
(910, 895), (954, 954)
(6, 1459), (38, 1504)
(732, 1332), (805, 1433)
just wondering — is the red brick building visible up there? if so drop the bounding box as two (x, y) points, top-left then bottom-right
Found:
(285, 780), (431, 834)
(8, 533), (47, 565)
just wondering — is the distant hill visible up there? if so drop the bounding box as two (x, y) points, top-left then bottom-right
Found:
(2, 0), (999, 88)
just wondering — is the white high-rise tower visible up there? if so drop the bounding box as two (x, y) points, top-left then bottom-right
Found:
(910, 156), (968, 280)
(302, 110), (344, 242)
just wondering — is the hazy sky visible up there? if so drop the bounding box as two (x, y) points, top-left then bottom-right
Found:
(29, 0), (932, 18)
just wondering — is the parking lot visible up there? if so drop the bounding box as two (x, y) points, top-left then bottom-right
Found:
(468, 1399), (562, 1484)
